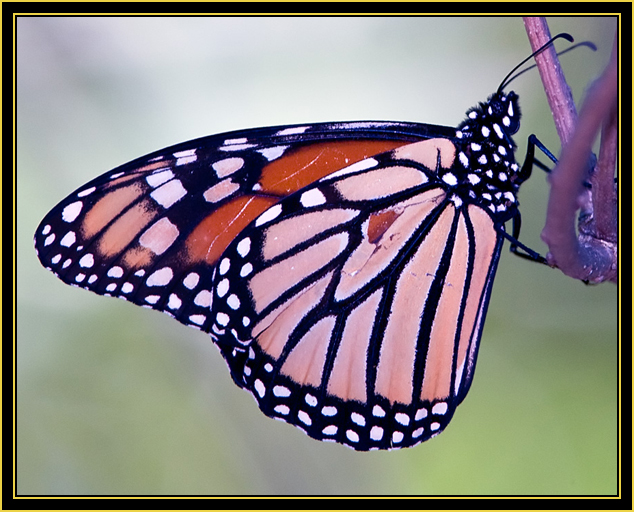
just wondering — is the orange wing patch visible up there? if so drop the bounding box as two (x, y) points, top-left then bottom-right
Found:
(260, 140), (407, 195)
(186, 195), (278, 265)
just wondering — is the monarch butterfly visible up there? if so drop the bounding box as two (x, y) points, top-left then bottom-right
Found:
(34, 35), (570, 451)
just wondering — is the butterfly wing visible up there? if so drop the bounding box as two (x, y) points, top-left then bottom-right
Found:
(35, 118), (508, 451)
(34, 121), (454, 332)
(209, 138), (505, 450)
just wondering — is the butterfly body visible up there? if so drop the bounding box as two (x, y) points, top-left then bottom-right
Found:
(36, 89), (531, 450)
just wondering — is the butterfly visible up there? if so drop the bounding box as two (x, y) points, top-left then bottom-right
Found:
(34, 35), (570, 451)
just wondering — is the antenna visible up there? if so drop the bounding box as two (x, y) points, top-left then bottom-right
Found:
(497, 33), (574, 93)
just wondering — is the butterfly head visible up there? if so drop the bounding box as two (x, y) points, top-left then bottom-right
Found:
(459, 91), (521, 142)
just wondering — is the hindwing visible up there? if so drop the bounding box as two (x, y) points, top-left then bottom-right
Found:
(208, 139), (504, 450)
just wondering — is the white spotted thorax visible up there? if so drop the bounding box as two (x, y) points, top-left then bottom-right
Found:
(450, 91), (523, 216)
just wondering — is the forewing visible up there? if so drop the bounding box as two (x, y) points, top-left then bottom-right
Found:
(34, 122), (443, 332)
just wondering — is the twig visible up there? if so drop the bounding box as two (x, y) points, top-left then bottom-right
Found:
(523, 17), (577, 145)
(523, 17), (618, 284)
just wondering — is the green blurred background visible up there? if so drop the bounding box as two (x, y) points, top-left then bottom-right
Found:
(17, 16), (618, 495)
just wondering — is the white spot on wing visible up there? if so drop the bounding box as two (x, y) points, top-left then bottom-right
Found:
(305, 394), (318, 406)
(255, 204), (282, 227)
(79, 254), (94, 268)
(258, 145), (288, 161)
(168, 293), (182, 310)
(176, 155), (196, 166)
(395, 413), (410, 426)
(442, 173), (458, 186)
(351, 413), (365, 426)
(173, 149), (196, 158)
(173, 149), (197, 166)
(322, 425), (337, 435)
(150, 180), (187, 208)
(219, 258), (230, 275)
(60, 231), (76, 247)
(220, 139), (256, 152)
(273, 385), (291, 397)
(415, 408), (428, 420)
(432, 402), (448, 415)
(254, 379), (266, 397)
(77, 187), (95, 198)
(139, 218), (179, 255)
(321, 406), (337, 416)
(108, 266), (124, 278)
(146, 170), (173, 188)
(183, 272), (200, 289)
(223, 137), (247, 145)
(212, 157), (244, 178)
(370, 426), (383, 441)
(276, 126), (309, 136)
(300, 188), (327, 207)
(372, 405), (385, 417)
(62, 202), (83, 223)
(237, 238), (251, 257)
(346, 430), (359, 443)
(203, 179), (240, 203)
(146, 267), (173, 286)
(274, 405), (290, 415)
(216, 278), (229, 297)
(216, 312), (230, 327)
(227, 294), (240, 310)
(194, 290), (212, 307)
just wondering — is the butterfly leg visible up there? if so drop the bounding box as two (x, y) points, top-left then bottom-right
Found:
(518, 134), (558, 182)
(503, 134), (561, 264)
(505, 212), (548, 264)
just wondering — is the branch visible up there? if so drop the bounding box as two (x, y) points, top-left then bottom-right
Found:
(523, 17), (578, 145)
(523, 17), (618, 284)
